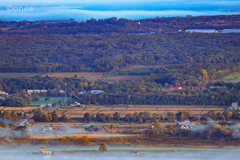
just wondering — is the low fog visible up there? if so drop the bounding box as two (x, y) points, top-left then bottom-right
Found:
(0, 145), (240, 160)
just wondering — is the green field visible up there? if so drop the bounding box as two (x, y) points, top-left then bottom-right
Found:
(31, 97), (71, 106)
(0, 28), (12, 31)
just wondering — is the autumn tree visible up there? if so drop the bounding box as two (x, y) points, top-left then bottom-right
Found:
(99, 143), (107, 151)
(51, 110), (58, 122)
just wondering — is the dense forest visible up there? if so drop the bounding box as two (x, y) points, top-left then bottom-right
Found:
(0, 33), (240, 74)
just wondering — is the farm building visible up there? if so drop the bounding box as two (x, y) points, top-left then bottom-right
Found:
(229, 102), (239, 110)
(91, 90), (104, 94)
(27, 89), (47, 94)
(170, 86), (201, 90)
(70, 102), (81, 107)
(0, 91), (8, 95)
(79, 90), (87, 95)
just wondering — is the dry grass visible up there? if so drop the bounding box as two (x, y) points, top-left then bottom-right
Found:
(127, 108), (157, 111)
(98, 107), (114, 111)
(66, 111), (94, 115)
(206, 108), (225, 111)
(159, 108), (188, 111)
(106, 75), (144, 82)
(2, 107), (23, 110)
(188, 108), (206, 111)
(202, 110), (221, 114)
(149, 111), (167, 114)
(95, 111), (120, 114)
(84, 108), (99, 111)
(21, 107), (40, 111)
(188, 111), (203, 115)
(111, 107), (127, 110)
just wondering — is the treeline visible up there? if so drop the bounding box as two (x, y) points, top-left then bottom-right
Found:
(75, 92), (239, 106)
(33, 110), (67, 122)
(0, 64), (84, 73)
(1, 76), (240, 106)
(78, 109), (236, 124)
(1, 15), (240, 35)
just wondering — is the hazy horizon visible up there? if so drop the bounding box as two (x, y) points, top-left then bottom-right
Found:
(0, 0), (240, 21)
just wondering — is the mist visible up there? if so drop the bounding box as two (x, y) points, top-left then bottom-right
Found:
(0, 145), (240, 160)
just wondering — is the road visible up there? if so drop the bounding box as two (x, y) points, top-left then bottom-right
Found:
(18, 104), (61, 126)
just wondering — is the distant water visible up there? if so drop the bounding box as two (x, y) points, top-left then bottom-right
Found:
(0, 145), (240, 160)
(0, 0), (240, 21)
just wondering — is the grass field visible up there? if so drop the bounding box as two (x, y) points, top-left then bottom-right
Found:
(217, 71), (240, 83)
(49, 72), (103, 78)
(0, 72), (48, 78)
(106, 75), (144, 83)
(31, 97), (70, 106)
(0, 28), (12, 31)
(58, 104), (227, 118)
(0, 72), (103, 79)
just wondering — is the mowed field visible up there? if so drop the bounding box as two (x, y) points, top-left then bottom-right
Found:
(57, 105), (227, 118)
(106, 75), (144, 83)
(0, 72), (47, 78)
(0, 72), (103, 79)
(0, 106), (40, 112)
(49, 72), (103, 78)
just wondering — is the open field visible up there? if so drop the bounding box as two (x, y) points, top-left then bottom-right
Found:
(106, 75), (144, 83)
(49, 72), (103, 78)
(57, 104), (228, 118)
(30, 133), (136, 139)
(112, 107), (127, 110)
(0, 72), (103, 79)
(84, 107), (100, 111)
(0, 106), (40, 112)
(188, 108), (206, 111)
(65, 110), (94, 115)
(96, 111), (121, 114)
(31, 96), (70, 106)
(217, 71), (240, 83)
(127, 108), (158, 111)
(202, 110), (222, 114)
(0, 72), (47, 78)
(98, 107), (114, 111)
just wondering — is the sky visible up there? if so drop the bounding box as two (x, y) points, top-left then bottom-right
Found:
(0, 0), (240, 21)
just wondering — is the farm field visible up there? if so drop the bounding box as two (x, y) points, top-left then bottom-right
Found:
(49, 72), (103, 78)
(106, 75), (144, 83)
(217, 71), (240, 83)
(56, 105), (228, 118)
(31, 96), (70, 106)
(0, 72), (103, 79)
(0, 72), (47, 78)
(0, 106), (40, 112)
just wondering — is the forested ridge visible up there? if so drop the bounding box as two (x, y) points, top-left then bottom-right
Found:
(0, 15), (240, 106)
(0, 33), (240, 74)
